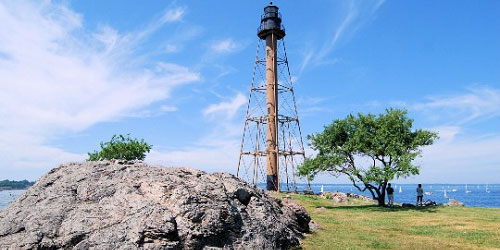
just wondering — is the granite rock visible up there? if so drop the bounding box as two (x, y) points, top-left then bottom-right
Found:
(0, 161), (309, 249)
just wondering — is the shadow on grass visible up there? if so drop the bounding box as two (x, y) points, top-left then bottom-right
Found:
(317, 204), (439, 213)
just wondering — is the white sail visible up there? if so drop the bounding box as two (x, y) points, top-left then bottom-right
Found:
(444, 190), (448, 198)
(320, 185), (324, 193)
(399, 186), (402, 193)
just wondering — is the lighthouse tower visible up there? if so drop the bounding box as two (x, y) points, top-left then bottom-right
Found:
(237, 3), (305, 192)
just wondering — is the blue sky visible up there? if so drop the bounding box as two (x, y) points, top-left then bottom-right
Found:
(0, 0), (499, 183)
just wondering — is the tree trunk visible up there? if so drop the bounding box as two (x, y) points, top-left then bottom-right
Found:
(368, 186), (385, 206)
(377, 194), (385, 206)
(379, 182), (387, 207)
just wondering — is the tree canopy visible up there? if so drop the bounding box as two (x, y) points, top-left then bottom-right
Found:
(0, 180), (34, 190)
(87, 134), (152, 161)
(298, 108), (438, 206)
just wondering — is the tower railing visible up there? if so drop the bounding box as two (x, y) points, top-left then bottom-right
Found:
(261, 12), (282, 20)
(257, 24), (285, 35)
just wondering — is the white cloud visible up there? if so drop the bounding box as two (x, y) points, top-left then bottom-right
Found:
(159, 105), (178, 112)
(430, 126), (460, 143)
(163, 7), (185, 22)
(203, 93), (247, 119)
(165, 44), (180, 53)
(146, 138), (240, 174)
(0, 1), (199, 179)
(93, 25), (119, 51)
(417, 132), (500, 183)
(211, 39), (240, 53)
(412, 86), (500, 124)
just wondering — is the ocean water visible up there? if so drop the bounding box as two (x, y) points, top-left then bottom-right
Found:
(261, 183), (500, 208)
(1, 184), (499, 209)
(0, 189), (25, 209)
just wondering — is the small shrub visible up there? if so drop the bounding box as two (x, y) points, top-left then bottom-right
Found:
(87, 134), (152, 161)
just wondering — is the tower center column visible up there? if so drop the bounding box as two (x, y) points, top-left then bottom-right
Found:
(265, 33), (279, 191)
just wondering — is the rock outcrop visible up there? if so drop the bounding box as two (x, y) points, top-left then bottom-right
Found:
(0, 161), (310, 249)
(346, 193), (374, 202)
(321, 191), (348, 203)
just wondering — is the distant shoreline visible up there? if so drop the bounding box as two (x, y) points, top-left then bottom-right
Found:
(0, 187), (29, 191)
(0, 180), (35, 191)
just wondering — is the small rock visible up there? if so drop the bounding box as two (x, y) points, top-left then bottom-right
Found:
(402, 203), (415, 208)
(448, 199), (464, 207)
(308, 220), (322, 231)
(424, 200), (437, 206)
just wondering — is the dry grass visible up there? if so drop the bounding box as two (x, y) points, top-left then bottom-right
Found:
(279, 194), (500, 250)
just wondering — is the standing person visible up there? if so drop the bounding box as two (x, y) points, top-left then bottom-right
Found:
(416, 184), (424, 206)
(386, 183), (394, 207)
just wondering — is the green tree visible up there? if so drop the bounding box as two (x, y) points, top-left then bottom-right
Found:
(87, 134), (152, 161)
(298, 108), (438, 206)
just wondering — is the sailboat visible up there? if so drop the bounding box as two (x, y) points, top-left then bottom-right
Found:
(465, 184), (471, 193)
(486, 184), (490, 193)
(399, 186), (402, 193)
(444, 190), (448, 198)
(320, 185), (324, 193)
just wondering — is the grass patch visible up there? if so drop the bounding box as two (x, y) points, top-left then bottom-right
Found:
(278, 193), (500, 250)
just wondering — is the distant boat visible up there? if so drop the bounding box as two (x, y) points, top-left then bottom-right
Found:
(320, 185), (324, 193)
(425, 191), (432, 195)
(465, 184), (471, 193)
(486, 184), (490, 193)
(444, 190), (448, 198)
(451, 189), (457, 192)
(399, 186), (402, 193)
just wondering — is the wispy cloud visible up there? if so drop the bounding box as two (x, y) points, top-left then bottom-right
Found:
(0, 1), (199, 179)
(210, 38), (241, 53)
(147, 92), (247, 173)
(300, 0), (385, 73)
(203, 93), (247, 119)
(412, 86), (500, 124)
(162, 7), (185, 22)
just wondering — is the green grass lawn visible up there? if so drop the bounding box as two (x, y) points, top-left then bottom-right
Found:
(280, 194), (500, 250)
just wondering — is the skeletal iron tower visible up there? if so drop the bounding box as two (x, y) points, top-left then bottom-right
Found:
(237, 3), (305, 192)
